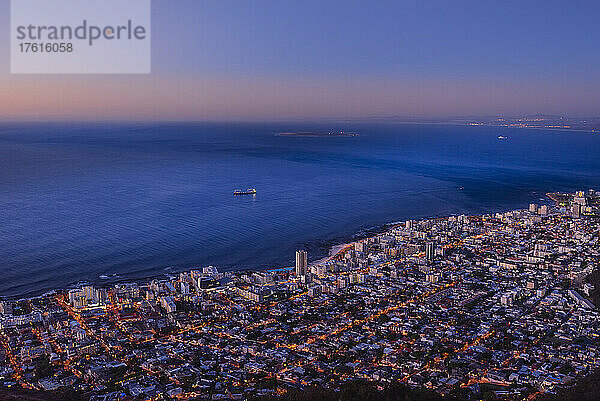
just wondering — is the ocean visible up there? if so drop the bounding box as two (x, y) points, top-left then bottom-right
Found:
(1, 122), (598, 297)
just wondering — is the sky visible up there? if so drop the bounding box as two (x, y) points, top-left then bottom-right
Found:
(1, 0), (599, 121)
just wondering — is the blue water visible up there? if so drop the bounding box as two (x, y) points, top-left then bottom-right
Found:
(0, 122), (599, 297)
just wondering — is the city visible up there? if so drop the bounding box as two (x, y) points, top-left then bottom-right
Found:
(0, 190), (598, 400)
(3, 2), (600, 400)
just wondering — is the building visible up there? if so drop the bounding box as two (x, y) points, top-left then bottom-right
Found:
(572, 203), (581, 218)
(568, 289), (595, 310)
(354, 242), (365, 252)
(296, 250), (308, 277)
(311, 264), (327, 277)
(425, 242), (435, 261)
(238, 287), (264, 302)
(500, 292), (514, 306)
(78, 286), (107, 305)
(160, 296), (177, 313)
(68, 289), (87, 309)
(0, 301), (13, 315)
(203, 266), (219, 276)
(574, 191), (587, 206)
(308, 285), (321, 297)
(425, 273), (440, 283)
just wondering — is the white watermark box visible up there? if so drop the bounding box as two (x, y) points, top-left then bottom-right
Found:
(11, 0), (151, 74)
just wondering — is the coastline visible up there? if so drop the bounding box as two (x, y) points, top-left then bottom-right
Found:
(336, 119), (599, 134)
(0, 224), (385, 301)
(0, 200), (550, 301)
(308, 242), (355, 268)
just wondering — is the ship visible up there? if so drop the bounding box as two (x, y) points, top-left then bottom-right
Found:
(233, 188), (257, 195)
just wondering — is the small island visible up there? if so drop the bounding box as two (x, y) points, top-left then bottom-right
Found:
(276, 131), (359, 137)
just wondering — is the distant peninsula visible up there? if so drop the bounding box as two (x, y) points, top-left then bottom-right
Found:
(276, 131), (359, 137)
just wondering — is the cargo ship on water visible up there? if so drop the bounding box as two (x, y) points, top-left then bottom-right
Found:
(234, 188), (257, 196)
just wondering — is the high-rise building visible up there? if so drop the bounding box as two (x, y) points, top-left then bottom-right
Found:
(68, 289), (87, 309)
(83, 286), (97, 304)
(529, 203), (538, 213)
(425, 242), (435, 261)
(296, 250), (307, 276)
(96, 288), (108, 304)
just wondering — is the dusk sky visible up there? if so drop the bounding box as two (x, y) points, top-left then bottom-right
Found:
(1, 0), (599, 121)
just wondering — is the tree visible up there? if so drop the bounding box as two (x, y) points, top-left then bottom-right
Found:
(35, 355), (53, 379)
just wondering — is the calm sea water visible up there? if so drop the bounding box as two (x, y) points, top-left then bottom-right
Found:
(1, 122), (599, 297)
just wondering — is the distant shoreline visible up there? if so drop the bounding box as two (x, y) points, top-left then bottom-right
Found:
(276, 131), (359, 137)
